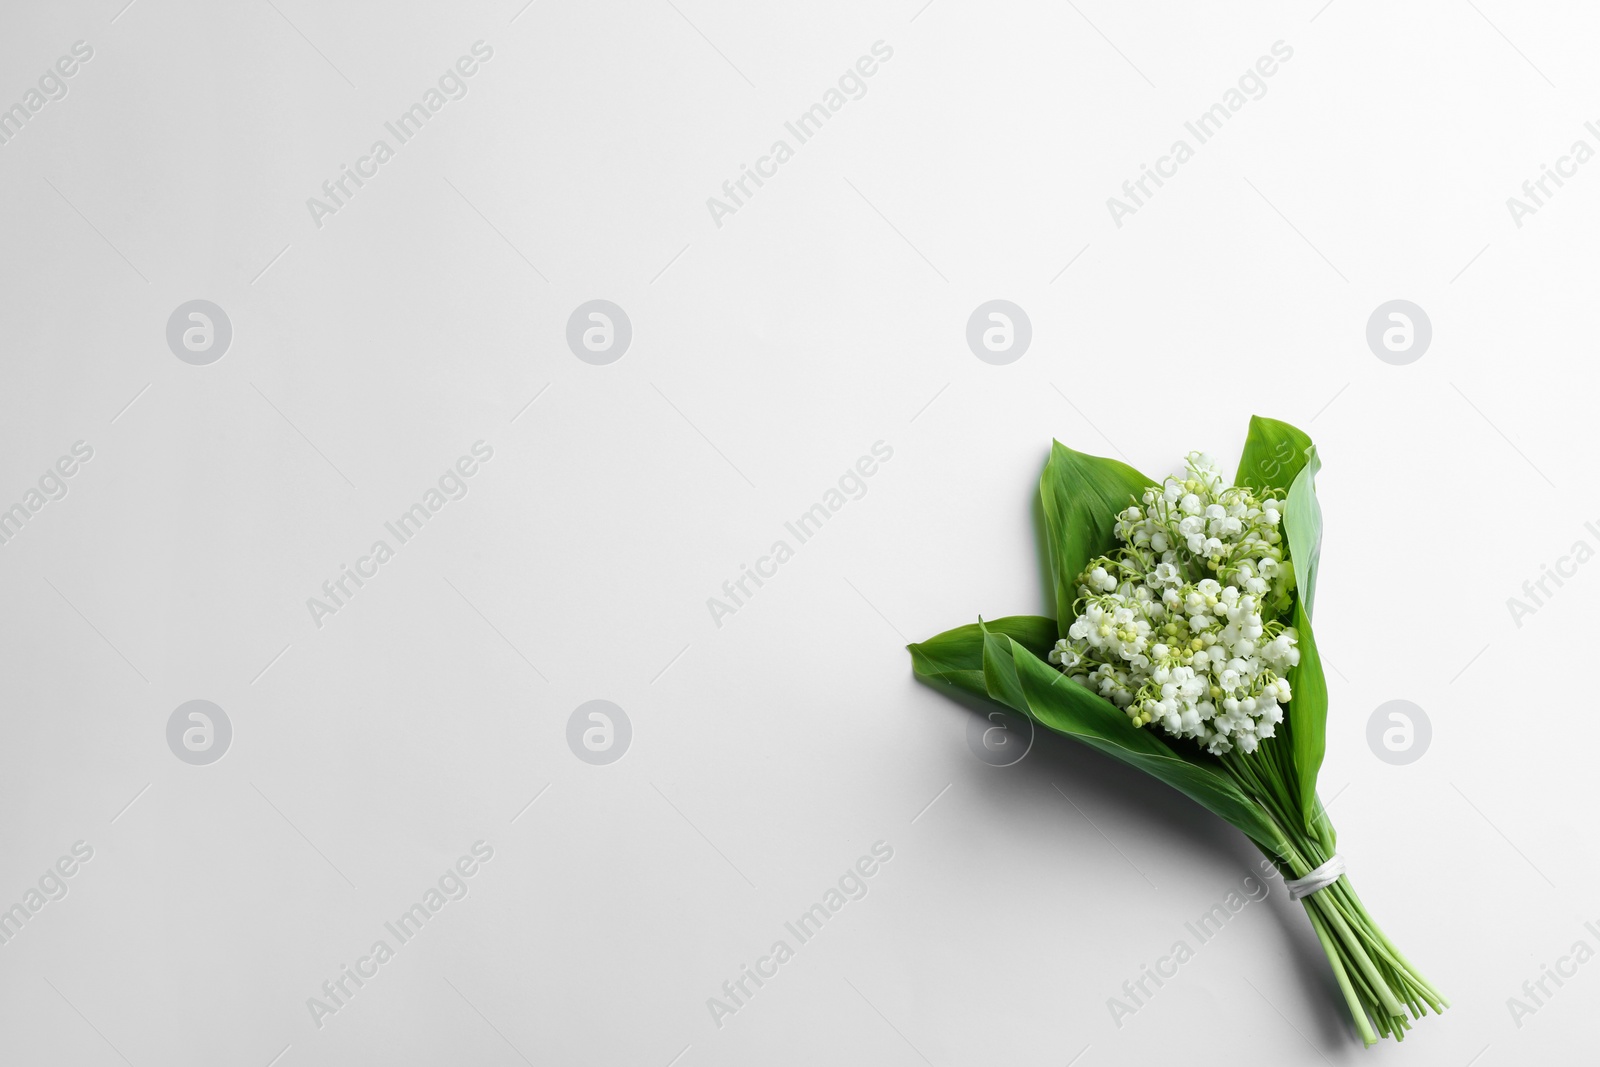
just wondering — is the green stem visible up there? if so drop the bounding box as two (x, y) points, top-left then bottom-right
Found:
(1306, 885), (1407, 1019)
(1306, 906), (1376, 1046)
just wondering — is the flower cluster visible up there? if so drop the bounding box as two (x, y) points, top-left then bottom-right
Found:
(1049, 452), (1300, 754)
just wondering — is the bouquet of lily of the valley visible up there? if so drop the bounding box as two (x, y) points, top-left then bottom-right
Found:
(909, 416), (1444, 1044)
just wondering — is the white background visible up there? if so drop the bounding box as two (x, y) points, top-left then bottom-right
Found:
(0, 0), (1592, 1064)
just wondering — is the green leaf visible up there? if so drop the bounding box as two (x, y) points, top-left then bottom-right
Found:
(1038, 441), (1154, 638)
(1235, 415), (1313, 495)
(1267, 434), (1328, 838)
(980, 624), (1290, 857)
(1238, 415), (1328, 836)
(1288, 589), (1330, 840)
(1285, 446), (1323, 619)
(908, 615), (1058, 698)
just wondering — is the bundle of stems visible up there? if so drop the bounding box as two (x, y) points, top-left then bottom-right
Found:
(1223, 743), (1447, 1044)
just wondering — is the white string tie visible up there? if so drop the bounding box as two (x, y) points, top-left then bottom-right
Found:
(1285, 854), (1345, 900)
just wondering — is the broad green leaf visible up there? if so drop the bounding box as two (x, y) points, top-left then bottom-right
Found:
(1235, 415), (1313, 495)
(1240, 416), (1328, 835)
(1038, 441), (1154, 638)
(908, 615), (1057, 698)
(979, 621), (1168, 753)
(1282, 444), (1328, 836)
(1288, 594), (1329, 839)
(1285, 447), (1323, 619)
(980, 625), (1290, 857)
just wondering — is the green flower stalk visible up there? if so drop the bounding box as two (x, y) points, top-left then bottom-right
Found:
(908, 416), (1444, 1044)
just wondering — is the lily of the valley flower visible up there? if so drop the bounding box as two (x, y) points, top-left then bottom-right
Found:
(1049, 453), (1299, 755)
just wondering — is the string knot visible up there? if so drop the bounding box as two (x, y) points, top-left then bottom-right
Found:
(1285, 854), (1345, 900)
